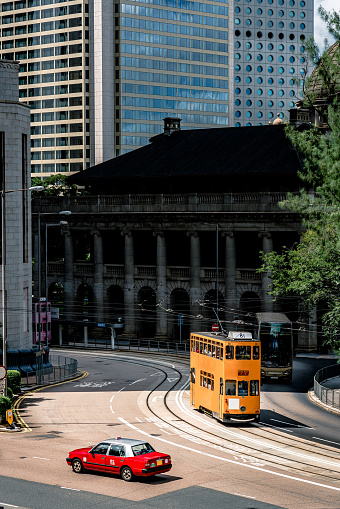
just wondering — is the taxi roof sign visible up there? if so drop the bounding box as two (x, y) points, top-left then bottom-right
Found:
(228, 331), (253, 340)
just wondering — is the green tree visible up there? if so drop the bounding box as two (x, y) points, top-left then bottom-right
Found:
(260, 9), (340, 353)
(31, 174), (86, 196)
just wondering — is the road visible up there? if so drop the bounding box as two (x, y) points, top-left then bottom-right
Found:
(0, 350), (339, 509)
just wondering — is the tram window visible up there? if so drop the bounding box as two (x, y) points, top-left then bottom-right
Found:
(253, 345), (260, 359)
(216, 346), (220, 359)
(200, 371), (214, 390)
(200, 342), (203, 354)
(191, 340), (194, 352)
(208, 344), (212, 356)
(212, 342), (216, 357)
(221, 347), (223, 359)
(225, 345), (234, 359)
(250, 380), (259, 396)
(236, 345), (251, 359)
(196, 341), (199, 352)
(220, 377), (223, 394)
(204, 342), (208, 355)
(238, 380), (248, 396)
(191, 367), (195, 383)
(225, 379), (236, 395)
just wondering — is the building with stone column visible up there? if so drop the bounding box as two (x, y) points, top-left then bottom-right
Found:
(0, 60), (32, 350)
(32, 122), (318, 351)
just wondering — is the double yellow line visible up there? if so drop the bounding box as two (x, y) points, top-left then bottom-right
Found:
(13, 370), (88, 432)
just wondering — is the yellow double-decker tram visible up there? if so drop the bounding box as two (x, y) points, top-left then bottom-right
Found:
(190, 330), (261, 423)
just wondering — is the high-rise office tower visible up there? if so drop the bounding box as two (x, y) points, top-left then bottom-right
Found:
(230, 0), (314, 126)
(0, 0), (313, 177)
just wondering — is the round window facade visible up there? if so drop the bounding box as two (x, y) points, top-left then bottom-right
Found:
(235, 6), (241, 13)
(268, 66), (274, 73)
(279, 10), (284, 17)
(235, 99), (241, 105)
(246, 65), (252, 72)
(289, 22), (295, 29)
(257, 89), (263, 95)
(257, 20), (263, 26)
(235, 41), (241, 48)
(246, 111), (252, 117)
(246, 30), (252, 37)
(257, 77), (263, 83)
(268, 20), (273, 27)
(268, 32), (274, 38)
(235, 18), (241, 25)
(246, 123), (252, 126)
(235, 122), (241, 127)
(268, 112), (274, 119)
(279, 67), (284, 73)
(235, 64), (241, 71)
(279, 21), (284, 28)
(268, 43), (274, 50)
(289, 101), (294, 107)
(235, 53), (241, 59)
(300, 11), (305, 18)
(246, 19), (252, 26)
(279, 77), (284, 84)
(257, 8), (262, 14)
(268, 9), (273, 15)
(290, 44), (295, 51)
(257, 31), (263, 37)
(268, 100), (273, 107)
(257, 54), (263, 61)
(279, 33), (284, 39)
(279, 90), (284, 96)
(257, 65), (263, 72)
(279, 55), (284, 62)
(279, 44), (284, 51)
(257, 111), (263, 118)
(257, 100), (263, 106)
(246, 7), (252, 13)
(257, 43), (263, 49)
(268, 89), (274, 96)
(235, 111), (241, 117)
(235, 87), (241, 94)
(290, 56), (295, 63)
(235, 76), (241, 82)
(246, 42), (252, 49)
(289, 11), (295, 17)
(246, 99), (252, 106)
(246, 76), (252, 83)
(300, 23), (305, 30)
(268, 55), (274, 61)
(268, 77), (273, 84)
(246, 88), (252, 95)
(289, 67), (295, 74)
(279, 101), (284, 107)
(235, 30), (241, 36)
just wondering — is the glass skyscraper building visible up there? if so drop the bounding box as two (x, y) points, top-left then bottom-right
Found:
(0, 0), (313, 177)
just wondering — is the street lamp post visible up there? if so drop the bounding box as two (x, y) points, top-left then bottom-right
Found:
(36, 210), (71, 372)
(1, 185), (43, 397)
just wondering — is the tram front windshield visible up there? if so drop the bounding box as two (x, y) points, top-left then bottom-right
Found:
(260, 322), (292, 368)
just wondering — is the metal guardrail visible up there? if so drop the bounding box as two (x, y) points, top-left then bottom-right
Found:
(314, 364), (340, 410)
(21, 354), (78, 387)
(64, 336), (190, 355)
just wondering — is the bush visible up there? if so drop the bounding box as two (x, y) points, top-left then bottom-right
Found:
(7, 370), (21, 394)
(0, 395), (12, 421)
(6, 386), (13, 400)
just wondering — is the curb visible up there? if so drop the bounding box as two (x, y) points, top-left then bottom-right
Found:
(308, 389), (340, 416)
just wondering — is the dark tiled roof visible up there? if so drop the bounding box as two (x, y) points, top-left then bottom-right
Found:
(69, 125), (301, 184)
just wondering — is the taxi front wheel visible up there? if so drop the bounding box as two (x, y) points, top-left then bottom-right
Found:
(120, 466), (133, 482)
(72, 458), (84, 473)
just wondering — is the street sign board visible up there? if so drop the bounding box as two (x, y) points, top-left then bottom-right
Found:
(97, 322), (106, 328)
(0, 365), (7, 380)
(212, 324), (219, 332)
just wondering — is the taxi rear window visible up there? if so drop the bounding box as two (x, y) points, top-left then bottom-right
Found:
(131, 442), (155, 456)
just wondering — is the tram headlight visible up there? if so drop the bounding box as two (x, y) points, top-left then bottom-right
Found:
(283, 369), (291, 376)
(240, 406), (246, 412)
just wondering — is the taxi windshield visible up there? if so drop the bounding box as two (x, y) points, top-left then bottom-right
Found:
(131, 442), (155, 456)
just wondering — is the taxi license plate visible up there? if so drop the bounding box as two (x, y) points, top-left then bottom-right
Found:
(157, 460), (163, 466)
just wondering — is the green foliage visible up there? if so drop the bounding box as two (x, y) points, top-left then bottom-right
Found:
(6, 386), (13, 400)
(0, 395), (12, 420)
(31, 174), (87, 196)
(7, 370), (21, 394)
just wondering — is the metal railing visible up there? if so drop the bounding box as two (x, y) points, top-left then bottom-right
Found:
(64, 336), (190, 355)
(21, 354), (78, 387)
(314, 364), (340, 410)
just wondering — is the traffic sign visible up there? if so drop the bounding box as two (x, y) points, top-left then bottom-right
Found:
(6, 409), (13, 426)
(0, 365), (7, 380)
(212, 324), (219, 332)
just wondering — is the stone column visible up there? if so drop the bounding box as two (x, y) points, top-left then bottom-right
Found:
(92, 230), (104, 322)
(63, 229), (74, 320)
(224, 232), (236, 325)
(188, 231), (201, 333)
(259, 232), (273, 312)
(122, 229), (135, 335)
(154, 231), (167, 337)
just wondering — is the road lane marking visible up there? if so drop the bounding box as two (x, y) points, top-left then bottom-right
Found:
(0, 502), (19, 507)
(312, 437), (340, 447)
(234, 493), (256, 499)
(118, 416), (340, 493)
(33, 457), (51, 460)
(270, 418), (313, 429)
(129, 378), (147, 385)
(60, 487), (81, 491)
(175, 384), (340, 469)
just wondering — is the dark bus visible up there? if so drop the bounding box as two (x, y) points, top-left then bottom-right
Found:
(255, 312), (293, 381)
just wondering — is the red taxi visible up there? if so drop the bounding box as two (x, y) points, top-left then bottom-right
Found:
(66, 437), (172, 482)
